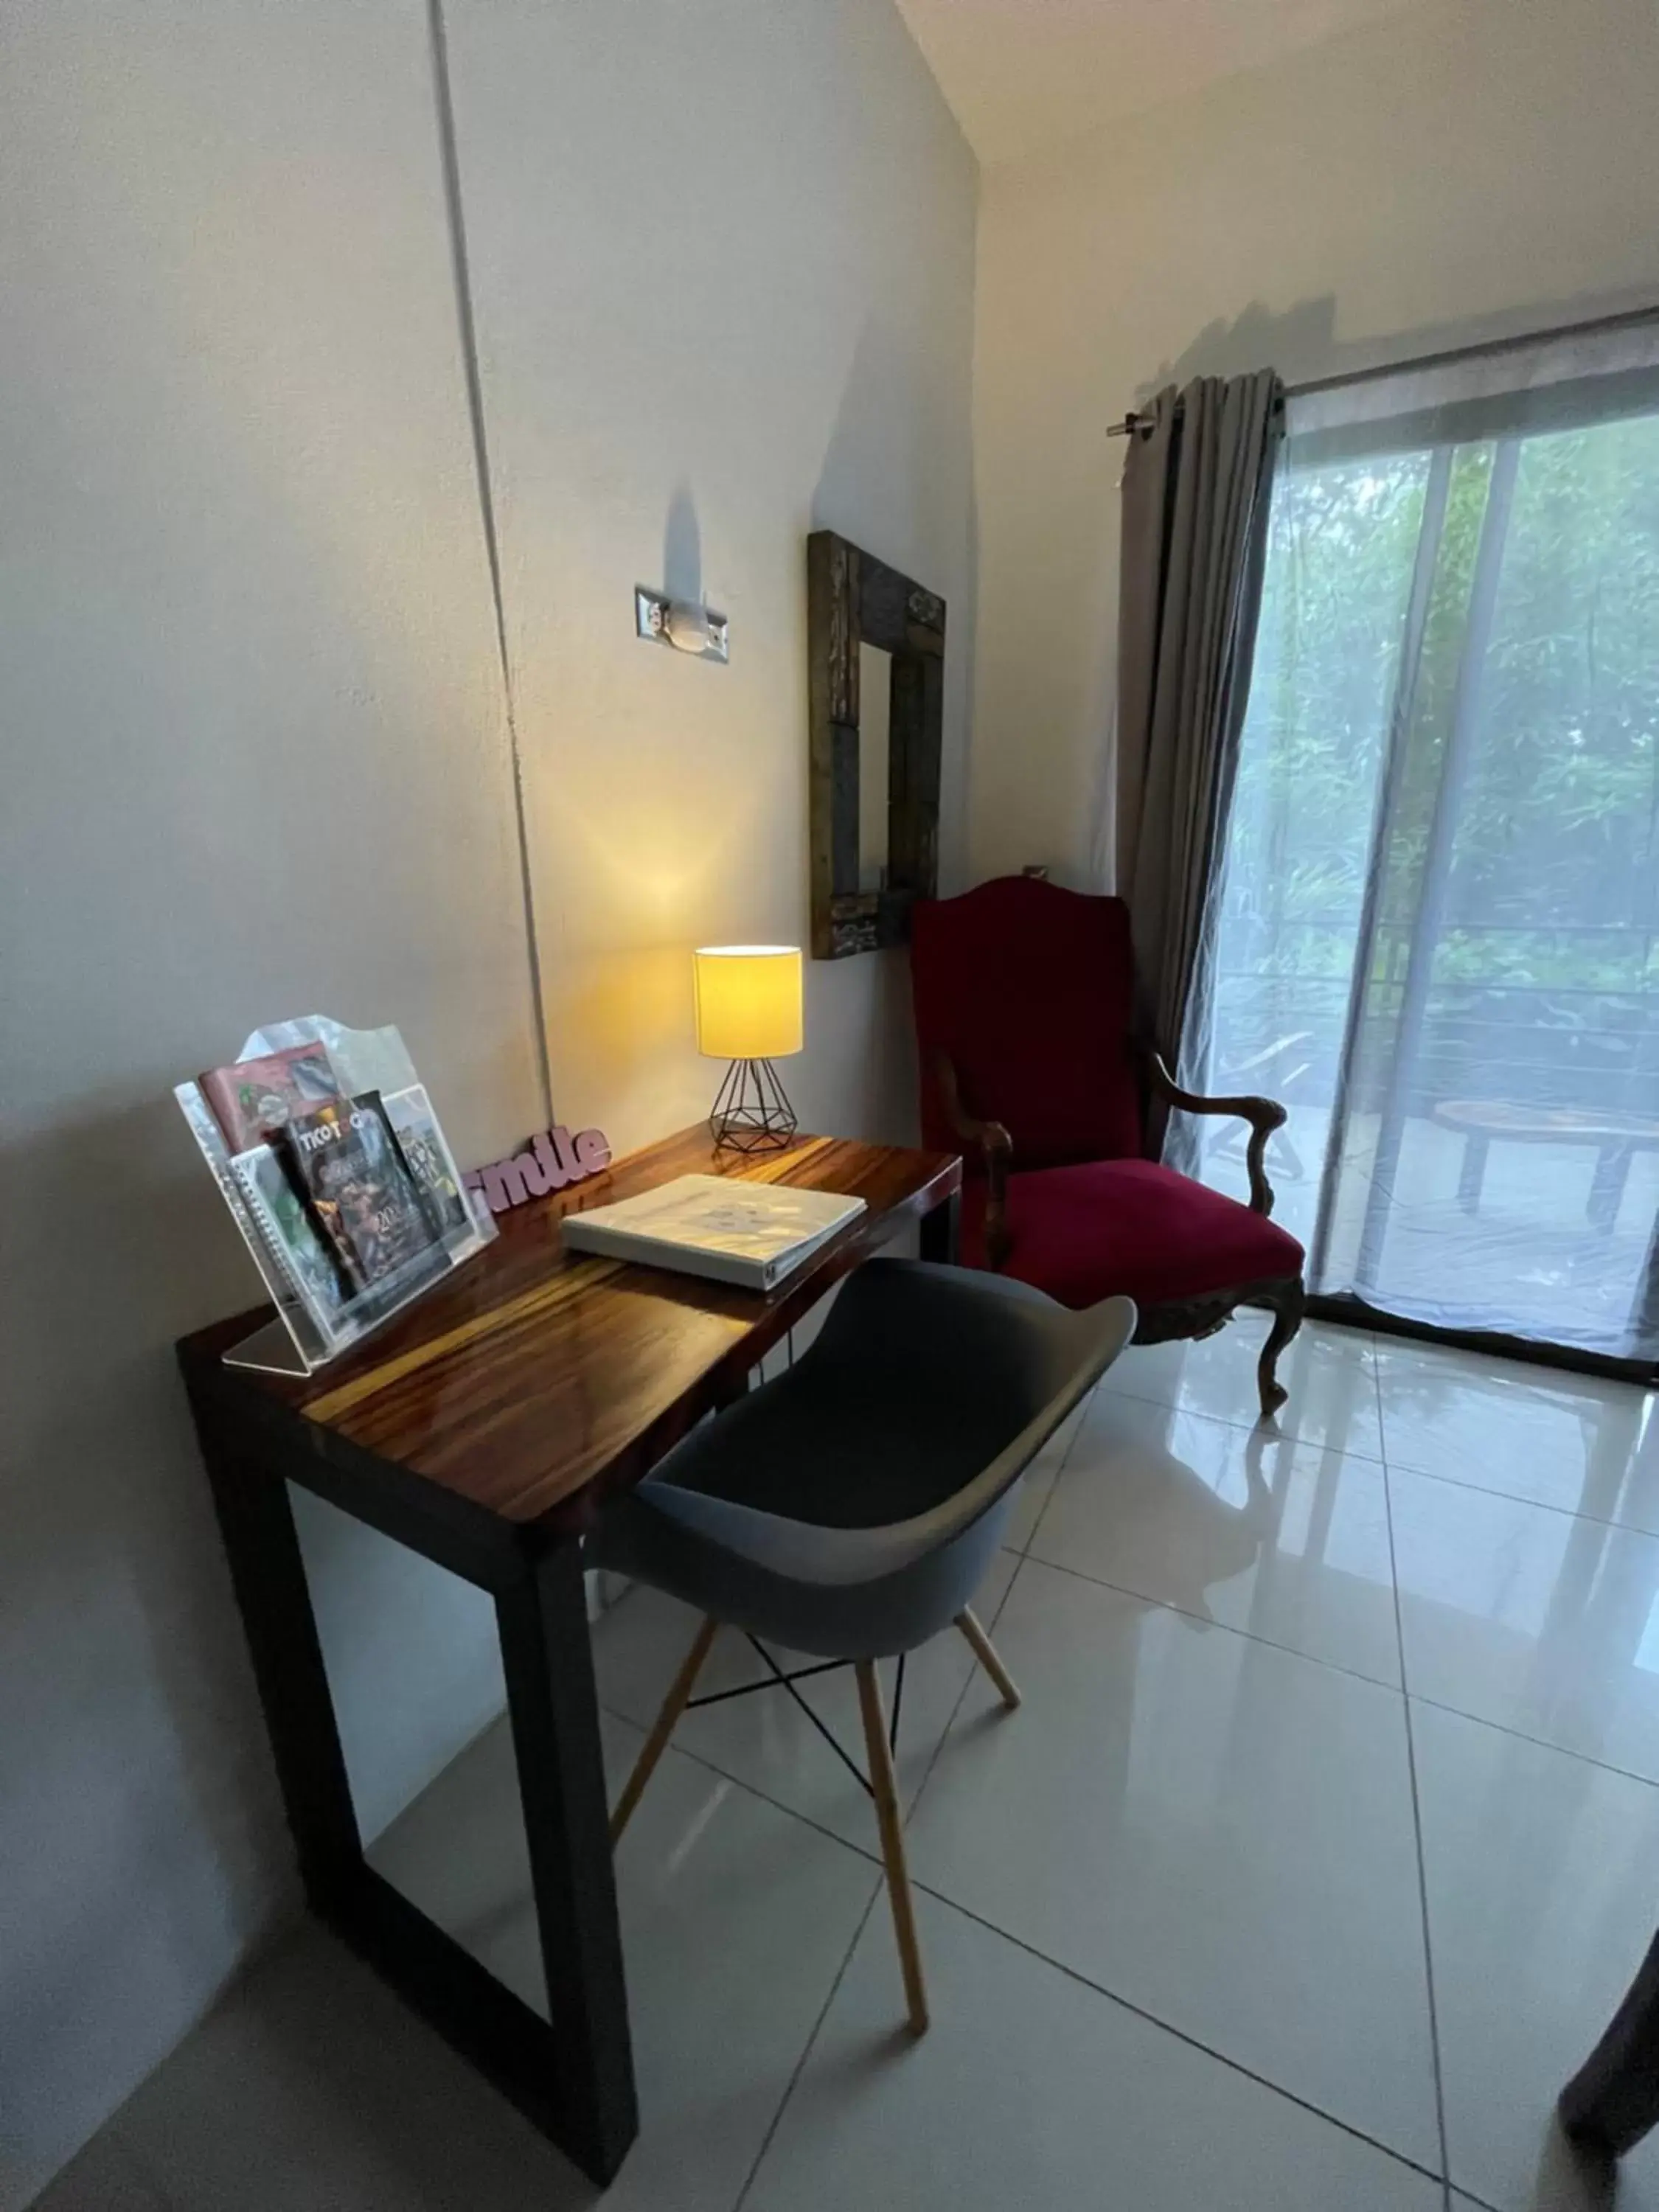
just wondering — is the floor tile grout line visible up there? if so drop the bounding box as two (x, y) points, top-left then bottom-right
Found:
(1373, 1329), (1457, 2212)
(723, 1548), (1450, 2202)
(1371, 1315), (1655, 1538)
(1374, 1334), (1659, 1810)
(1405, 1689), (1659, 1795)
(1093, 1377), (1387, 1465)
(596, 1555), (1026, 1863)
(1014, 1547), (1405, 1696)
(599, 1644), (1659, 1886)
(1385, 1453), (1659, 1539)
(601, 1333), (1646, 2211)
(1381, 1448), (1456, 2205)
(727, 1575), (1029, 2210)
(1018, 1394), (1096, 1558)
(898, 1554), (1029, 1834)
(901, 1878), (1448, 2189)
(1092, 1326), (1649, 1487)
(598, 1634), (891, 2211)
(1370, 1325), (1390, 1475)
(1444, 2183), (1502, 2212)
(598, 1695), (887, 1869)
(1371, 1333), (1402, 1701)
(598, 1565), (1455, 2196)
(730, 1886), (883, 2212)
(1376, 1327), (1659, 1795)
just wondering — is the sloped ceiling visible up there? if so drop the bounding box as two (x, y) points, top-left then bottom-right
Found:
(896, 0), (1425, 165)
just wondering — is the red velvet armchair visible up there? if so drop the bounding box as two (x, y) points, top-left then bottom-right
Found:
(911, 875), (1306, 1417)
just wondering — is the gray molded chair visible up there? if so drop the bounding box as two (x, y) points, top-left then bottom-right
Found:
(588, 1256), (1137, 2034)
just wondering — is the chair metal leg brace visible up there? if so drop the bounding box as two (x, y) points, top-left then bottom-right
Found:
(608, 1619), (958, 2037)
(611, 1624), (929, 1848)
(888, 1651), (907, 1755)
(686, 1656), (850, 1710)
(743, 1634), (874, 1798)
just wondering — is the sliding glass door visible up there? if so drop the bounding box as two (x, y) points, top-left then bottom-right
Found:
(1191, 348), (1659, 1367)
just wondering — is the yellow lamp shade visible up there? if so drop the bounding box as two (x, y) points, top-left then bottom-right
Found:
(694, 945), (804, 1061)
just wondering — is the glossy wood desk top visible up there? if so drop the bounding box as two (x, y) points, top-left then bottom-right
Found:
(178, 1125), (960, 1547)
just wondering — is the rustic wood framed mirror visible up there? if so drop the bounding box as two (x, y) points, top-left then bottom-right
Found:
(807, 530), (945, 959)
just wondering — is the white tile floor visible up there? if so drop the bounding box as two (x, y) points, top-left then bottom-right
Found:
(36, 1315), (1659, 2212)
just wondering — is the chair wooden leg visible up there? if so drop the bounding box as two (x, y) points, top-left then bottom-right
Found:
(855, 1660), (929, 2036)
(609, 1615), (720, 1845)
(1256, 1278), (1306, 1419)
(955, 1608), (1020, 1710)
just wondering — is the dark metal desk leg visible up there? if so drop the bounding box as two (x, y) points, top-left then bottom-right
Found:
(497, 1542), (639, 2184)
(1560, 1924), (1659, 2158)
(191, 1406), (361, 1907)
(919, 1189), (961, 1266)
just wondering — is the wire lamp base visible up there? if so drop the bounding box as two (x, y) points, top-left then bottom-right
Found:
(709, 1057), (799, 1154)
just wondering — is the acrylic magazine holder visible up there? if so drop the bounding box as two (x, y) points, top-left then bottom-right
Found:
(176, 1015), (495, 1377)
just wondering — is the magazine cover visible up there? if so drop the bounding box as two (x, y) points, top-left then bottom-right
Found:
(383, 1083), (470, 1237)
(230, 1144), (355, 1342)
(277, 1091), (441, 1292)
(201, 1041), (340, 1152)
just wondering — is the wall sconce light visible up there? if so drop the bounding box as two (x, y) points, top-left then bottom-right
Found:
(636, 585), (728, 663)
(694, 945), (802, 1152)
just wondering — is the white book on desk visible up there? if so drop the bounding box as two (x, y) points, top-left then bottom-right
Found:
(559, 1174), (867, 1291)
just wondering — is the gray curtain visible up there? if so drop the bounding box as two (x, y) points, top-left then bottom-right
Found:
(1116, 369), (1283, 1159)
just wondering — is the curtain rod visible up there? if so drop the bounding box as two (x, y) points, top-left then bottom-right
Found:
(1105, 300), (1659, 437)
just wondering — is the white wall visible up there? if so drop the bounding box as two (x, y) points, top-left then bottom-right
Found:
(968, 0), (1659, 886)
(446, 0), (977, 1155)
(0, 8), (540, 2203)
(0, 2), (976, 2201)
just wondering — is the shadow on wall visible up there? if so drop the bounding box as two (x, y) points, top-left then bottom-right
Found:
(804, 318), (970, 1145)
(1129, 281), (1659, 406)
(814, 315), (975, 897)
(1, 1096), (300, 2192)
(813, 349), (917, 1142)
(812, 314), (945, 580)
(662, 480), (703, 607)
(796, 942), (919, 1149)
(1055, 279), (1659, 894)
(4, 1062), (529, 2197)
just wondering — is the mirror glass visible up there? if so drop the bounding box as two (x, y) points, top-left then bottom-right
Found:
(858, 641), (891, 894)
(289, 1482), (548, 2018)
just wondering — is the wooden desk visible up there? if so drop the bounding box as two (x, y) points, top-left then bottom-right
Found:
(177, 1126), (961, 2184)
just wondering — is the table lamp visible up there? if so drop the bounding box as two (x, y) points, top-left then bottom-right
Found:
(694, 945), (803, 1153)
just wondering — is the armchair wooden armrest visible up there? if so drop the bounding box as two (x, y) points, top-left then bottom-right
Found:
(1144, 1051), (1287, 1217)
(933, 1051), (1012, 1268)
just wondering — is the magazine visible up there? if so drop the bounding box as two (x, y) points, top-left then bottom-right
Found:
(383, 1082), (471, 1237)
(276, 1091), (441, 1293)
(230, 1143), (355, 1343)
(178, 1016), (498, 1377)
(175, 1080), (318, 1337)
(559, 1175), (866, 1291)
(200, 1041), (340, 1152)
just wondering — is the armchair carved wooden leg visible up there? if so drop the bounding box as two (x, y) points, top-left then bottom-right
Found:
(1257, 1278), (1306, 1419)
(1559, 1922), (1659, 2159)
